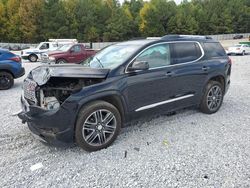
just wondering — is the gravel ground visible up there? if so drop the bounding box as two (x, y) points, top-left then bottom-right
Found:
(0, 55), (250, 188)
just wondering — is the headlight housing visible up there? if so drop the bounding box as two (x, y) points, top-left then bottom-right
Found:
(31, 66), (52, 86)
(49, 56), (56, 61)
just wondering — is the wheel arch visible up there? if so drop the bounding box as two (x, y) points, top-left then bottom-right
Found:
(207, 75), (226, 93)
(56, 58), (67, 64)
(29, 53), (38, 58)
(0, 69), (14, 78)
(74, 92), (127, 131)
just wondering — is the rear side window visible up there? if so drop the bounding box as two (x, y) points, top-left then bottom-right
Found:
(171, 42), (202, 65)
(203, 42), (226, 57)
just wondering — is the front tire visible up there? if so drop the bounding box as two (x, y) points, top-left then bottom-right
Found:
(0, 71), (14, 90)
(200, 81), (224, 114)
(56, 59), (67, 64)
(75, 101), (121, 152)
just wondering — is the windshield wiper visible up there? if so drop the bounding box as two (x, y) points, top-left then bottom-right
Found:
(95, 57), (104, 68)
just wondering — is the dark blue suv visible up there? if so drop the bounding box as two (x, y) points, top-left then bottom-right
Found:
(18, 35), (231, 151)
(0, 49), (25, 90)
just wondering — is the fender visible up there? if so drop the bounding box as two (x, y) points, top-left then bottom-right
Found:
(0, 64), (14, 75)
(71, 90), (128, 124)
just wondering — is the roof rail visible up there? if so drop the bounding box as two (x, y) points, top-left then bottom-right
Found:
(161, 35), (212, 40)
(146, 37), (161, 40)
(129, 37), (146, 41)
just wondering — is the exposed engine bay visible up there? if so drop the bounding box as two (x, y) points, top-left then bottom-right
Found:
(38, 77), (104, 110)
(23, 65), (109, 111)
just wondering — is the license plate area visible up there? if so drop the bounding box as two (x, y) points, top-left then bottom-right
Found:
(23, 79), (37, 103)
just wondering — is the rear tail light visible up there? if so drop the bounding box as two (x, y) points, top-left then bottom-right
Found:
(236, 48), (240, 50)
(9, 56), (21, 62)
(228, 57), (232, 65)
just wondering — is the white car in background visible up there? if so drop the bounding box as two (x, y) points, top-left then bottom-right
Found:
(21, 39), (78, 62)
(227, 44), (250, 56)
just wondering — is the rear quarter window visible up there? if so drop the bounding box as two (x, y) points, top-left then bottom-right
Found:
(171, 42), (202, 65)
(203, 42), (226, 57)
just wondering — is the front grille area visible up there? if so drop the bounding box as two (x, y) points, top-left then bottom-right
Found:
(23, 79), (37, 103)
(41, 53), (49, 63)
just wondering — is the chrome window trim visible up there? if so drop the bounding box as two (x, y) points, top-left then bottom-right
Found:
(135, 94), (194, 112)
(125, 41), (205, 73)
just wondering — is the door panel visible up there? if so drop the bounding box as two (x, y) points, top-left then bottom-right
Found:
(69, 45), (82, 63)
(125, 42), (208, 114)
(125, 68), (177, 112)
(125, 43), (174, 112)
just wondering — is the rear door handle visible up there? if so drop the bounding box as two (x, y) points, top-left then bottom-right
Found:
(202, 66), (210, 71)
(166, 71), (174, 77)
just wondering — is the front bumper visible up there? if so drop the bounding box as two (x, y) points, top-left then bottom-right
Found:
(18, 95), (78, 145)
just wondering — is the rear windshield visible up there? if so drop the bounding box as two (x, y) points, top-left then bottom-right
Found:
(203, 42), (226, 57)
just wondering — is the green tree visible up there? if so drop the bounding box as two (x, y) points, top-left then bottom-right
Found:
(5, 0), (22, 42)
(0, 1), (7, 41)
(139, 0), (177, 36)
(103, 7), (135, 41)
(40, 0), (68, 40)
(18, 0), (44, 42)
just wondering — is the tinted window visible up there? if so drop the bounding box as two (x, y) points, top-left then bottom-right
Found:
(40, 43), (49, 50)
(72, 45), (81, 52)
(171, 42), (202, 65)
(203, 42), (226, 57)
(136, 44), (171, 68)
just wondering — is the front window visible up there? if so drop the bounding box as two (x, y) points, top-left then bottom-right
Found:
(71, 45), (81, 53)
(82, 44), (141, 69)
(135, 44), (171, 68)
(38, 43), (49, 50)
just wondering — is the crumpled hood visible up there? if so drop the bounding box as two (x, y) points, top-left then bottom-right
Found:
(47, 64), (109, 78)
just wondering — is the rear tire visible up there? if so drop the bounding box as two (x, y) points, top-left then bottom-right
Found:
(200, 81), (224, 114)
(75, 101), (121, 152)
(0, 71), (14, 90)
(242, 51), (245, 56)
(28, 54), (38, 62)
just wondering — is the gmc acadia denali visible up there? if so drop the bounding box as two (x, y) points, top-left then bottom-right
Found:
(18, 35), (231, 151)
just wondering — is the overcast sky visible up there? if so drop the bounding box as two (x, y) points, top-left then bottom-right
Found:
(119, 0), (184, 5)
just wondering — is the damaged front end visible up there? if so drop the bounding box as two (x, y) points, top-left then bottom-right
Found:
(18, 65), (109, 144)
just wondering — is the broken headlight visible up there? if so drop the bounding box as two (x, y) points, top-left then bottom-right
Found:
(32, 66), (51, 86)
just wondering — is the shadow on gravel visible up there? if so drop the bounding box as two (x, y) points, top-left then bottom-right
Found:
(124, 107), (197, 129)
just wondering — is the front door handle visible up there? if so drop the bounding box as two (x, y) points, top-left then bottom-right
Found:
(202, 66), (210, 71)
(166, 71), (174, 77)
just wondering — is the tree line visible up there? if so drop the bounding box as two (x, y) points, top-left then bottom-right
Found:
(0, 0), (249, 43)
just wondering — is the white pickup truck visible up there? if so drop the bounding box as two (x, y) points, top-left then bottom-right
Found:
(21, 39), (77, 62)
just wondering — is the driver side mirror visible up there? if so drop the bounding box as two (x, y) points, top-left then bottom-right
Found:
(127, 61), (149, 72)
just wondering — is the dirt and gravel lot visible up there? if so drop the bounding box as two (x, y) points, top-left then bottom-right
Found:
(0, 55), (250, 188)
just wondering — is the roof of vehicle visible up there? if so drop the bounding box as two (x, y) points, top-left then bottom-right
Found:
(115, 39), (156, 46)
(116, 35), (216, 47)
(159, 35), (216, 42)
